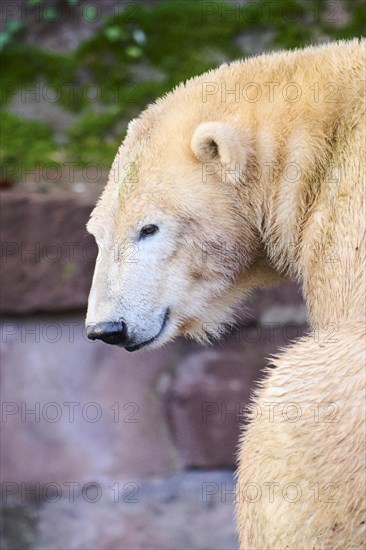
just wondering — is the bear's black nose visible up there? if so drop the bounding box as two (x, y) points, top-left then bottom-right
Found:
(86, 321), (127, 346)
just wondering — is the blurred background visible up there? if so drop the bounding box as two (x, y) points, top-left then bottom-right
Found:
(0, 1), (364, 548)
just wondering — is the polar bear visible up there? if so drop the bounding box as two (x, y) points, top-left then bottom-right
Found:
(86, 39), (365, 549)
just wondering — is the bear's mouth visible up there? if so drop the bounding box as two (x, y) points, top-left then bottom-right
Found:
(125, 308), (170, 352)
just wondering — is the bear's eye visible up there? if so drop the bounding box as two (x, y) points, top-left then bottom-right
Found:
(139, 224), (159, 239)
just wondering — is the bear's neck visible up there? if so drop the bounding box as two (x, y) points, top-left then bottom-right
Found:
(259, 142), (365, 327)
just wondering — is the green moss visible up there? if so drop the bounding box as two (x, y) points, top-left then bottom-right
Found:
(322, 2), (366, 39)
(61, 261), (77, 280)
(0, 45), (73, 107)
(0, 112), (58, 178)
(1, 504), (39, 550)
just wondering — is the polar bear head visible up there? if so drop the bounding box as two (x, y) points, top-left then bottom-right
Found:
(85, 109), (278, 351)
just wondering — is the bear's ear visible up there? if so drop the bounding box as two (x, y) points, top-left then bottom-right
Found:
(191, 122), (250, 184)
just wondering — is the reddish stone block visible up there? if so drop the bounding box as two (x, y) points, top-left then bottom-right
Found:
(0, 191), (98, 313)
(162, 323), (308, 468)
